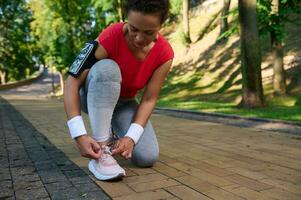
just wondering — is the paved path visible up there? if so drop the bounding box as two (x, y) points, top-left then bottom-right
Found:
(0, 68), (60, 99)
(1, 74), (301, 200)
(0, 98), (109, 200)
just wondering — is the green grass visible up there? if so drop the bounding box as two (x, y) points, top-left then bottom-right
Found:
(157, 95), (301, 124)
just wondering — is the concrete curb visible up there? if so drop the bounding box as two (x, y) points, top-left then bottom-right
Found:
(0, 70), (43, 90)
(154, 107), (301, 136)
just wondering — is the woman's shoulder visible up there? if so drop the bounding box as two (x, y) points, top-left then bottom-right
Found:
(157, 33), (174, 54)
(98, 22), (125, 44)
(98, 22), (125, 56)
(102, 22), (124, 34)
(153, 33), (174, 65)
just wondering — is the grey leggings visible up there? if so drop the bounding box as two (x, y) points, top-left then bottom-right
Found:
(80, 59), (159, 167)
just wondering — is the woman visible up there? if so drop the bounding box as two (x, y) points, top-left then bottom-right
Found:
(64, 0), (173, 181)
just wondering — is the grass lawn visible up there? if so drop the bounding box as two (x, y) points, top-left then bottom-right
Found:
(157, 95), (301, 124)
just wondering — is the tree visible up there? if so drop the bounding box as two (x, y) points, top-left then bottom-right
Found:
(29, 0), (122, 93)
(182, 0), (191, 44)
(219, 0), (231, 38)
(29, 0), (52, 67)
(117, 0), (125, 22)
(271, 0), (286, 95)
(170, 0), (182, 19)
(238, 0), (265, 107)
(0, 0), (34, 84)
(30, 0), (94, 93)
(257, 0), (299, 96)
(92, 0), (121, 27)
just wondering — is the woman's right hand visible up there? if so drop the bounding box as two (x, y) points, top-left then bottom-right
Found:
(75, 135), (102, 159)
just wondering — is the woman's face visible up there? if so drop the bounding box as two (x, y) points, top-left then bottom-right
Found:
(127, 11), (161, 49)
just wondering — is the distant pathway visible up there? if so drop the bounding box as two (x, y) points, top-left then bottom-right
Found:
(0, 68), (60, 99)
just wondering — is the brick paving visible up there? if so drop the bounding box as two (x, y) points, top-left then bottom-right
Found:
(0, 98), (110, 200)
(1, 74), (301, 200)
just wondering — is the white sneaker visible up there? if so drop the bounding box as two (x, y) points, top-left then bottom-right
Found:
(88, 147), (125, 181)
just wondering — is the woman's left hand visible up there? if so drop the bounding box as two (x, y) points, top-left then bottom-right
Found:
(111, 137), (134, 159)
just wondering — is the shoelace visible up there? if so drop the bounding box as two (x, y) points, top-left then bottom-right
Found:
(98, 146), (111, 163)
(102, 146), (112, 155)
(99, 146), (119, 165)
(98, 129), (119, 163)
(107, 129), (120, 153)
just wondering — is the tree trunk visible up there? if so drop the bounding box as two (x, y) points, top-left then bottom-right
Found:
(182, 0), (191, 44)
(271, 0), (287, 95)
(220, 0), (231, 36)
(117, 0), (124, 22)
(50, 66), (55, 94)
(238, 0), (265, 108)
(59, 71), (64, 94)
(0, 70), (6, 84)
(271, 34), (286, 95)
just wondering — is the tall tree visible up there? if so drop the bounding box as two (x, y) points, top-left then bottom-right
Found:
(257, 0), (299, 95)
(182, 0), (191, 44)
(238, 0), (265, 107)
(0, 0), (34, 84)
(92, 0), (120, 26)
(170, 0), (182, 17)
(117, 0), (125, 22)
(219, 0), (231, 38)
(30, 0), (93, 93)
(271, 0), (286, 95)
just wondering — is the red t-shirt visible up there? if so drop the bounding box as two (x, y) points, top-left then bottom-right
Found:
(98, 22), (174, 98)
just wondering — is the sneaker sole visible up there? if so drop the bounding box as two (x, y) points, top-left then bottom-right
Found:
(88, 161), (125, 181)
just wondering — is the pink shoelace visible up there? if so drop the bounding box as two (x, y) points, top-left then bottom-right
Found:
(97, 146), (117, 166)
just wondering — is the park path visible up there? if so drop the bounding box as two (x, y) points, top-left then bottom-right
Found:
(0, 68), (60, 99)
(0, 73), (301, 200)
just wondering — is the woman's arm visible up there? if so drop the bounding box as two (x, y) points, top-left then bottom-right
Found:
(134, 59), (173, 126)
(64, 70), (89, 119)
(64, 42), (108, 159)
(64, 42), (108, 122)
(112, 59), (173, 158)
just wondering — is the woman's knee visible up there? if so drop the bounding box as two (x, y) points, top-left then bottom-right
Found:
(88, 59), (121, 83)
(85, 59), (121, 107)
(131, 147), (159, 167)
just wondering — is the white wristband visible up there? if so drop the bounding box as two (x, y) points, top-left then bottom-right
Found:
(125, 123), (144, 144)
(67, 116), (87, 139)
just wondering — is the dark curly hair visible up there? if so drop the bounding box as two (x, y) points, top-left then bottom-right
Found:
(125, 0), (170, 24)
